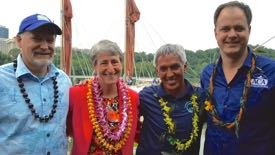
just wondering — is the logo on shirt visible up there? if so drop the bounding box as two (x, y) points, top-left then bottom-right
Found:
(251, 74), (268, 88)
(185, 101), (193, 113)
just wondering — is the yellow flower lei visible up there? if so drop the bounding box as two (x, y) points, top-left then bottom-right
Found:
(86, 78), (133, 153)
(159, 94), (200, 151)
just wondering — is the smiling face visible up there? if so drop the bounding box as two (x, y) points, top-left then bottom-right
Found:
(156, 54), (187, 97)
(94, 52), (122, 86)
(16, 25), (56, 76)
(215, 6), (251, 58)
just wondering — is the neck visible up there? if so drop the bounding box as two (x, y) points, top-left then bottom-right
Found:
(166, 83), (186, 97)
(20, 54), (49, 77)
(220, 49), (249, 83)
(220, 49), (249, 69)
(100, 81), (118, 98)
(30, 66), (49, 77)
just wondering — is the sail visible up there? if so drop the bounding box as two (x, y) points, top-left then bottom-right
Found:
(125, 0), (140, 78)
(61, 0), (73, 75)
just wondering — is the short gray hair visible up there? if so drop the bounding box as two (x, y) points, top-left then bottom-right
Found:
(153, 44), (187, 67)
(90, 39), (123, 68)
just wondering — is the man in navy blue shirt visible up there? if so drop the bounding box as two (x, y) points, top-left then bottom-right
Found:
(137, 44), (206, 155)
(201, 1), (275, 155)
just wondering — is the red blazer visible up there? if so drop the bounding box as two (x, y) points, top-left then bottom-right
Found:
(67, 84), (139, 155)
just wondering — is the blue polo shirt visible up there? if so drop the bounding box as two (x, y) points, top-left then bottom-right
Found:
(136, 79), (206, 155)
(0, 55), (72, 155)
(200, 48), (275, 155)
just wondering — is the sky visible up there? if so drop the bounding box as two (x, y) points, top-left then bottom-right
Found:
(0, 0), (275, 53)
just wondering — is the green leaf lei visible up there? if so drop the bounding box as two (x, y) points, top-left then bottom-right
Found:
(159, 94), (200, 152)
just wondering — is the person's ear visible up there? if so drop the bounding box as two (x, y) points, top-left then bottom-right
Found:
(155, 67), (160, 77)
(15, 35), (22, 48)
(184, 63), (188, 72)
(214, 28), (218, 39)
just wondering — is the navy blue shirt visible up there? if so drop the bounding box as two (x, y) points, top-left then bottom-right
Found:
(201, 48), (275, 155)
(137, 79), (206, 155)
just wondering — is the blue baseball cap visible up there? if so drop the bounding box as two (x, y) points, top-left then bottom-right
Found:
(18, 13), (62, 35)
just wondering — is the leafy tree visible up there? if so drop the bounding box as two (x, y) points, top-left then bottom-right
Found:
(2, 46), (275, 85)
(8, 48), (20, 59)
(0, 51), (12, 65)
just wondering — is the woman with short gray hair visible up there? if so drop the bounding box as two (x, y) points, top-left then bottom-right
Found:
(67, 39), (139, 155)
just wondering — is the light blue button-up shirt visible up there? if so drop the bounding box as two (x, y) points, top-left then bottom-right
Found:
(0, 55), (72, 155)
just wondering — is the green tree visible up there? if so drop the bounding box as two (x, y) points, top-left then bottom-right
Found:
(0, 51), (12, 65)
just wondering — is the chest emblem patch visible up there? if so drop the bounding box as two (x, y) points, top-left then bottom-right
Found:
(251, 74), (268, 88)
(185, 101), (193, 113)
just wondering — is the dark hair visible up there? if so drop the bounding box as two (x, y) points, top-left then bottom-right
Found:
(214, 1), (252, 26)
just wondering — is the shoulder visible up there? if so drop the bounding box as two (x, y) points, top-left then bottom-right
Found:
(127, 87), (139, 109)
(56, 68), (71, 81)
(69, 84), (88, 106)
(138, 85), (160, 105)
(127, 87), (139, 100)
(254, 55), (275, 86)
(201, 63), (214, 76)
(200, 64), (214, 88)
(191, 86), (208, 111)
(254, 55), (275, 76)
(0, 62), (13, 73)
(0, 63), (15, 85)
(255, 54), (275, 68)
(70, 84), (87, 94)
(192, 86), (204, 94)
(139, 85), (158, 97)
(192, 86), (208, 100)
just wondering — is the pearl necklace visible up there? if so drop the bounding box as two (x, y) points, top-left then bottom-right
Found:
(13, 60), (59, 123)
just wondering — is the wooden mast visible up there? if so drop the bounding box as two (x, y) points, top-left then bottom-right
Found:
(125, 0), (140, 80)
(60, 0), (73, 75)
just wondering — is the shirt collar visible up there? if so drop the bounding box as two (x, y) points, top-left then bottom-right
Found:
(242, 47), (253, 69)
(157, 79), (194, 99)
(15, 54), (59, 80)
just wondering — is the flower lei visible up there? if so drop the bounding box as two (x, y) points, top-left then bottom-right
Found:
(204, 54), (256, 137)
(159, 94), (200, 152)
(87, 77), (133, 153)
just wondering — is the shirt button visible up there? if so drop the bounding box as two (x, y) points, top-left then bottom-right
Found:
(43, 98), (47, 102)
(47, 152), (50, 155)
(46, 133), (50, 137)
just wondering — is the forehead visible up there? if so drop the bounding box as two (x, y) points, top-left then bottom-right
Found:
(156, 54), (182, 67)
(96, 52), (120, 60)
(216, 7), (248, 25)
